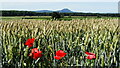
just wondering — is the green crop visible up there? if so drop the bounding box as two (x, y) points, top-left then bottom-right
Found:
(0, 18), (119, 67)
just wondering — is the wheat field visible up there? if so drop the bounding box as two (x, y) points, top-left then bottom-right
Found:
(0, 18), (119, 67)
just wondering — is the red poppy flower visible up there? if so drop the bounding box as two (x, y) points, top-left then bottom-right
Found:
(33, 52), (42, 60)
(29, 48), (42, 60)
(54, 50), (67, 60)
(85, 52), (96, 60)
(25, 38), (35, 48)
(31, 48), (39, 53)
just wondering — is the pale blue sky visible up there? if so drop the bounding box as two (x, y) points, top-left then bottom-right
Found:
(0, 0), (119, 2)
(1, 2), (118, 13)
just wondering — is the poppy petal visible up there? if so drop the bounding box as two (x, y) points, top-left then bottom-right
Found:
(85, 52), (95, 55)
(38, 51), (42, 53)
(54, 56), (61, 60)
(86, 55), (96, 60)
(29, 48), (42, 60)
(56, 50), (67, 57)
(25, 38), (35, 48)
(33, 53), (42, 60)
(31, 48), (39, 53)
(60, 53), (67, 57)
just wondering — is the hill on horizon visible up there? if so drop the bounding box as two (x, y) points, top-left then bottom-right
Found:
(34, 8), (74, 13)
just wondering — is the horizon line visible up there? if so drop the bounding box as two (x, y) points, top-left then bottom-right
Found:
(0, 9), (118, 13)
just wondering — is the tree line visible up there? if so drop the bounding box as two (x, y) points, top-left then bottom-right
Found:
(1, 10), (120, 17)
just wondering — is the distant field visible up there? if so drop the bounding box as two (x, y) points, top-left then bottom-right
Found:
(1, 16), (119, 21)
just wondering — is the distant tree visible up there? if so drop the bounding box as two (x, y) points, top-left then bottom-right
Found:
(61, 13), (64, 18)
(97, 14), (102, 18)
(68, 14), (72, 18)
(52, 12), (61, 20)
(1, 10), (120, 17)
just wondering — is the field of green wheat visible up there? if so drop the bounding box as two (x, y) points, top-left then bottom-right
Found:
(0, 18), (119, 67)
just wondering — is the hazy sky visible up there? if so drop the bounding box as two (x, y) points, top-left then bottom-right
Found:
(0, 0), (119, 13)
(0, 0), (119, 2)
(0, 2), (119, 13)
